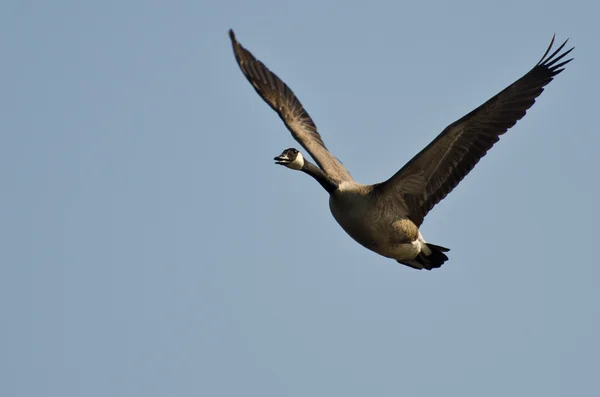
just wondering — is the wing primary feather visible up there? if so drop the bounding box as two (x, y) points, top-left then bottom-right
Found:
(536, 34), (556, 64)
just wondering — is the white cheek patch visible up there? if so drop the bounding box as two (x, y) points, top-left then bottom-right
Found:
(288, 152), (304, 170)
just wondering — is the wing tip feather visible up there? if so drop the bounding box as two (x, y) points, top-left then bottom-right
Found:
(537, 35), (575, 70)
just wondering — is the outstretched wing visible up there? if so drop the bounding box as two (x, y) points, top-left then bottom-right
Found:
(377, 35), (573, 226)
(229, 30), (353, 183)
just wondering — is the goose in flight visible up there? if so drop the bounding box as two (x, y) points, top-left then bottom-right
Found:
(229, 30), (573, 270)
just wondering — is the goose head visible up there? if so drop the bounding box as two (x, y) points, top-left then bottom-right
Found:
(274, 147), (338, 193)
(274, 148), (305, 170)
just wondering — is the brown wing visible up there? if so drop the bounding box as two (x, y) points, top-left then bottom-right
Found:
(377, 35), (574, 226)
(229, 30), (353, 183)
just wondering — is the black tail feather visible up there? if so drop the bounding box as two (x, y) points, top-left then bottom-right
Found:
(418, 243), (450, 270)
(396, 243), (450, 270)
(402, 243), (449, 270)
(427, 243), (450, 253)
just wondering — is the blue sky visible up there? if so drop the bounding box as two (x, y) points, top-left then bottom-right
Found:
(2, 0), (599, 396)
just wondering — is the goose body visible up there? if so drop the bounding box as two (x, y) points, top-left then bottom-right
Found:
(330, 182), (428, 265)
(230, 30), (573, 270)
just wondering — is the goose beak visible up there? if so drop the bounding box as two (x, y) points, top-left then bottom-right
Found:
(274, 154), (289, 164)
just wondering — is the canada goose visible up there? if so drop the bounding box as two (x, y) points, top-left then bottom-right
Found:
(229, 30), (573, 270)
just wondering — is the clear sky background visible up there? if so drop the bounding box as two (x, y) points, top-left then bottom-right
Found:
(2, 0), (599, 396)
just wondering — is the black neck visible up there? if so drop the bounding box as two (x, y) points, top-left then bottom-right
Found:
(301, 161), (338, 194)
